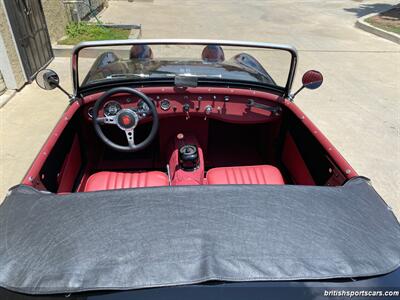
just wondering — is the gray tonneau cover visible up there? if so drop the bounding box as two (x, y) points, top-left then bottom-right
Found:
(0, 177), (399, 294)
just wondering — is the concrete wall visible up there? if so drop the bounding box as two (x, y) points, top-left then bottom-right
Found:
(41, 0), (108, 43)
(42, 0), (69, 43)
(42, 0), (109, 42)
(0, 0), (26, 90)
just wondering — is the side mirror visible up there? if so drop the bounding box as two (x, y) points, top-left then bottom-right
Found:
(35, 69), (71, 98)
(36, 69), (60, 90)
(302, 70), (323, 90)
(290, 70), (323, 101)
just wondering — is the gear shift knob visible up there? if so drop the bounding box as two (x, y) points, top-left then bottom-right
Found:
(179, 144), (199, 171)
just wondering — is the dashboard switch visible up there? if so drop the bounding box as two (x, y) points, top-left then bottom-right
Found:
(183, 103), (190, 112)
(183, 103), (190, 120)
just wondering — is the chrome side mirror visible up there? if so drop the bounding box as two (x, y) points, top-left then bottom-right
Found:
(36, 69), (60, 90)
(36, 69), (71, 99)
(290, 70), (323, 101)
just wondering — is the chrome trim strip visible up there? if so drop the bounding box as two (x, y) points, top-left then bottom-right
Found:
(72, 39), (298, 97)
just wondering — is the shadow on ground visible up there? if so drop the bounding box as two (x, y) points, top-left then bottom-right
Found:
(344, 3), (394, 17)
(380, 4), (400, 20)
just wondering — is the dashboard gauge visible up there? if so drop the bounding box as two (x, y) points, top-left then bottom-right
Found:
(88, 107), (94, 118)
(160, 99), (170, 111)
(104, 101), (121, 117)
(138, 100), (150, 115)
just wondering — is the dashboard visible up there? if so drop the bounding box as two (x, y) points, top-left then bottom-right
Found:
(84, 92), (282, 124)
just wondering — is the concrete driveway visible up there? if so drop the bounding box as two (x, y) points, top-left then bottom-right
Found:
(1, 0), (399, 218)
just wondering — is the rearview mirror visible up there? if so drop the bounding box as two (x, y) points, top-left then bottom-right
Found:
(302, 70), (323, 90)
(36, 69), (59, 90)
(290, 70), (323, 101)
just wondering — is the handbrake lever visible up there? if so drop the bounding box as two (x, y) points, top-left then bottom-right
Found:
(247, 99), (281, 115)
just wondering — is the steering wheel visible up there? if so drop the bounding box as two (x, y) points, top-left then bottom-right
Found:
(92, 87), (159, 152)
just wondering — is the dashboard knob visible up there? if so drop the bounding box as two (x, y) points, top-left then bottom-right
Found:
(204, 105), (213, 120)
(183, 103), (190, 112)
(183, 103), (190, 120)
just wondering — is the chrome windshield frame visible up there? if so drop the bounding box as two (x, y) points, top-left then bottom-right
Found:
(71, 39), (298, 97)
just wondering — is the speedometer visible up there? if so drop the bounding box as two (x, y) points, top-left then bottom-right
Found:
(104, 101), (121, 117)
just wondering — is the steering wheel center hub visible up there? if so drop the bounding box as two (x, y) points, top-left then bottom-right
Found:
(116, 109), (139, 130)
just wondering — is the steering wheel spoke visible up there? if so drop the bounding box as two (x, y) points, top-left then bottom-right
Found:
(125, 129), (135, 147)
(96, 116), (117, 125)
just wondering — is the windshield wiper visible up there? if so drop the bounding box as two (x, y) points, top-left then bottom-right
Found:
(176, 73), (222, 78)
(105, 73), (150, 79)
(88, 72), (224, 86)
(87, 73), (152, 84)
(148, 70), (223, 78)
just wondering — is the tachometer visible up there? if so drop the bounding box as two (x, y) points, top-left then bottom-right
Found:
(104, 101), (121, 117)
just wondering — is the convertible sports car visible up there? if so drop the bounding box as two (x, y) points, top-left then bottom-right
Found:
(0, 40), (399, 299)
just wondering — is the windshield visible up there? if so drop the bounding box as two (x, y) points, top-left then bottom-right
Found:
(73, 40), (297, 95)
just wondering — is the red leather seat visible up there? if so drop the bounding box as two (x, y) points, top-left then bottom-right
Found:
(206, 165), (284, 185)
(84, 171), (169, 192)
